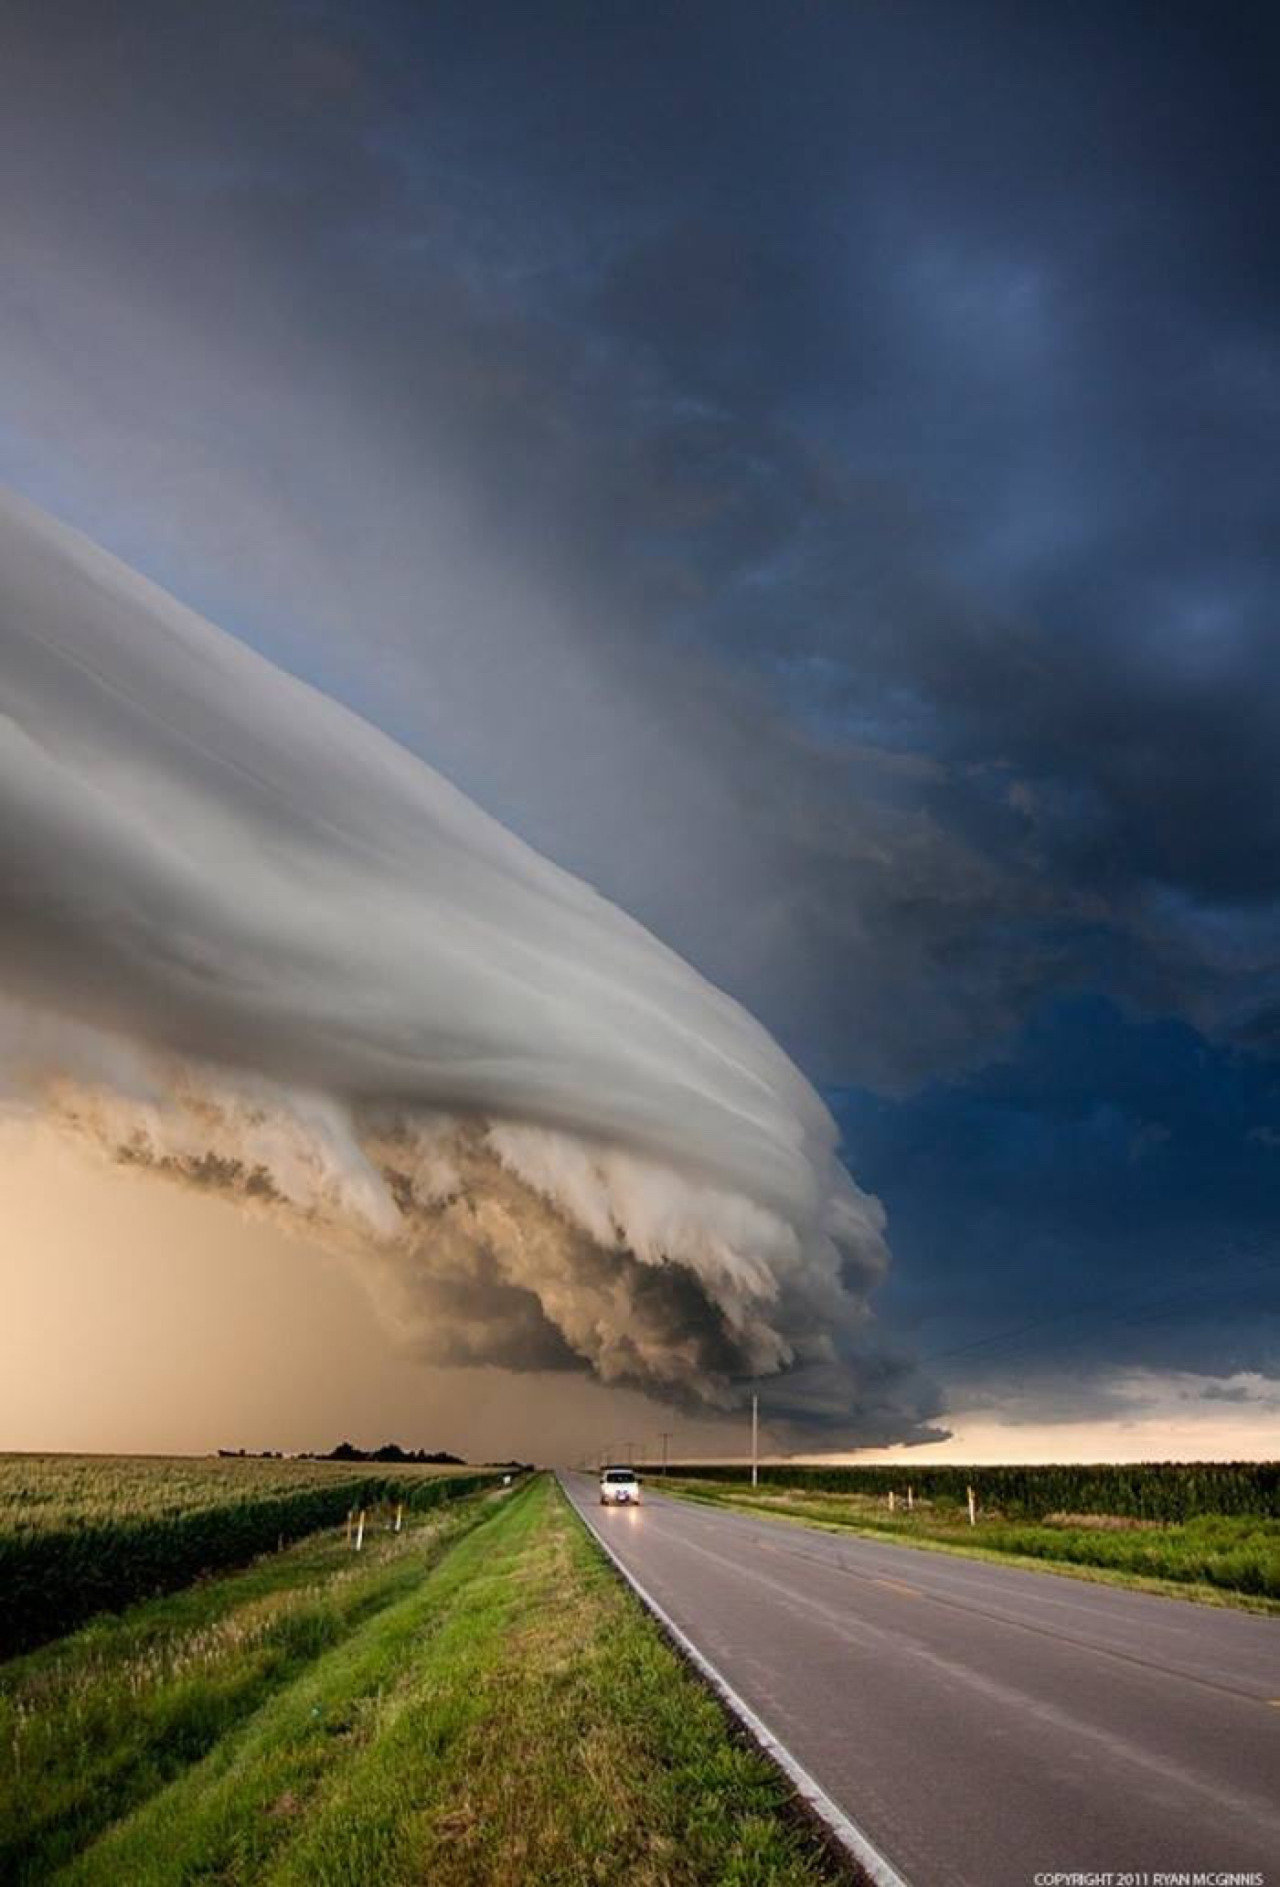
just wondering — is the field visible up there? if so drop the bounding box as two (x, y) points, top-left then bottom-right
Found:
(646, 1462), (1280, 1606)
(0, 1454), (500, 1657)
(0, 1474), (844, 1886)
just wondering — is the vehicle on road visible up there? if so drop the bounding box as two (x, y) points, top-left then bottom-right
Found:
(599, 1467), (641, 1506)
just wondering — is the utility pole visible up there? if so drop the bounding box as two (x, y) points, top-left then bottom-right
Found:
(751, 1393), (759, 1488)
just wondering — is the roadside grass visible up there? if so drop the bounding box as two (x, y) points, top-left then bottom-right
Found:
(53, 1475), (846, 1887)
(0, 1489), (500, 1883)
(657, 1479), (1280, 1613)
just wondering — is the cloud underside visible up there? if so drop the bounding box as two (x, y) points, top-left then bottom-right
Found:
(0, 490), (943, 1442)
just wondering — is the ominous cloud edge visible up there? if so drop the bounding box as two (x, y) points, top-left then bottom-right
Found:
(0, 487), (943, 1442)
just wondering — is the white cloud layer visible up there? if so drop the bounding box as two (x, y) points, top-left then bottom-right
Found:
(0, 488), (936, 1437)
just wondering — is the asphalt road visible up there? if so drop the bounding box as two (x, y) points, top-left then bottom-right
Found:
(560, 1473), (1280, 1887)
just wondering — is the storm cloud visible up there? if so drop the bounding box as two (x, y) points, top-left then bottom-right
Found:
(0, 1), (1273, 1101)
(0, 0), (1275, 1429)
(0, 488), (939, 1439)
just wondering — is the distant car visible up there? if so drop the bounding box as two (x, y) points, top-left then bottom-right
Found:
(599, 1467), (641, 1506)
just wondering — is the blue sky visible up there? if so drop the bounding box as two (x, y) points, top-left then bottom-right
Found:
(832, 998), (1279, 1415)
(0, 0), (1276, 1444)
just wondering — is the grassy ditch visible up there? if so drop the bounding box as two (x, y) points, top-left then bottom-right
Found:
(652, 1476), (1280, 1610)
(11, 1475), (846, 1886)
(0, 1485), (503, 1882)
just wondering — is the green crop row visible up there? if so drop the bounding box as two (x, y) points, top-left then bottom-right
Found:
(644, 1459), (1277, 1520)
(0, 1469), (504, 1657)
(0, 1454), (478, 1534)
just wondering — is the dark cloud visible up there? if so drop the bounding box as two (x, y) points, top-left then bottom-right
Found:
(834, 998), (1280, 1411)
(0, 0), (1275, 1408)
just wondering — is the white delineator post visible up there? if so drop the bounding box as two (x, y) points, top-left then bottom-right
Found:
(907, 1486), (914, 1512)
(355, 1509), (366, 1552)
(888, 1489), (896, 1514)
(967, 1484), (976, 1527)
(394, 1503), (403, 1533)
(751, 1394), (759, 1489)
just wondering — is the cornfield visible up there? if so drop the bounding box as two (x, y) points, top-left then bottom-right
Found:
(0, 1454), (503, 1656)
(646, 1460), (1278, 1520)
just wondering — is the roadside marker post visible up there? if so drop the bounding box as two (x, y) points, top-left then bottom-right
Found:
(394, 1502), (403, 1533)
(967, 1485), (976, 1527)
(907, 1486), (914, 1511)
(355, 1509), (366, 1552)
(888, 1490), (896, 1513)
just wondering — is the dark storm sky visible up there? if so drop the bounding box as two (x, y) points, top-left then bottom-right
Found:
(1, 0), (1276, 1425)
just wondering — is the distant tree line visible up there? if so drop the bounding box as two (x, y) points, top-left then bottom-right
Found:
(217, 1442), (468, 1464)
(314, 1442), (467, 1465)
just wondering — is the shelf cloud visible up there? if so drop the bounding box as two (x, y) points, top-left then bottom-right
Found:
(0, 488), (942, 1441)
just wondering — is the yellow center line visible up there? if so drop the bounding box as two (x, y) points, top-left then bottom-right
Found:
(873, 1576), (921, 1598)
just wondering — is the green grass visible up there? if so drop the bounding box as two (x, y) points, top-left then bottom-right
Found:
(0, 1453), (498, 1656)
(0, 1488), (501, 1882)
(13, 1476), (845, 1887)
(656, 1477), (1280, 1611)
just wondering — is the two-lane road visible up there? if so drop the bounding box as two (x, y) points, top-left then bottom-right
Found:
(561, 1473), (1280, 1887)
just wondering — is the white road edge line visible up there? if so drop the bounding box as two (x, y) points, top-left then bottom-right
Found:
(559, 1474), (911, 1887)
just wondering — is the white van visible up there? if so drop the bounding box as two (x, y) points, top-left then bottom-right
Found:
(599, 1467), (641, 1506)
